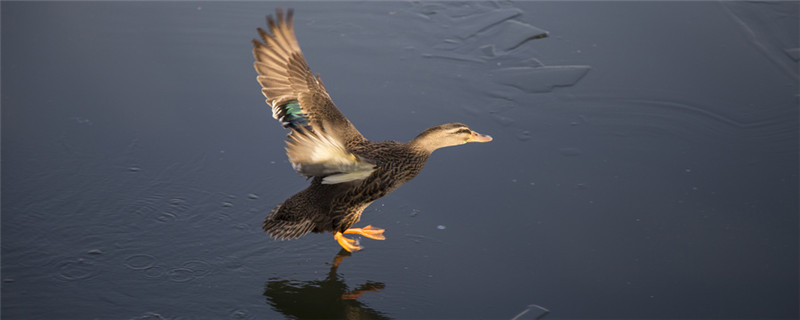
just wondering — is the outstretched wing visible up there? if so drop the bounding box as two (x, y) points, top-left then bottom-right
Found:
(253, 9), (373, 183)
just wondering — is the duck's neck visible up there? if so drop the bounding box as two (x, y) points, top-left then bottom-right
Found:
(408, 137), (440, 155)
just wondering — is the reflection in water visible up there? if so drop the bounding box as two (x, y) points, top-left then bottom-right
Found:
(263, 250), (389, 319)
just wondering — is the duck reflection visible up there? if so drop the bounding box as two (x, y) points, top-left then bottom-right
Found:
(264, 250), (390, 319)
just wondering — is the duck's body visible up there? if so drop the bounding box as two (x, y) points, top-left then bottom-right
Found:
(253, 9), (491, 251)
(264, 140), (429, 240)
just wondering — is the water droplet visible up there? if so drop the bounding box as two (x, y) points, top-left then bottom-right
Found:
(129, 167), (141, 172)
(516, 130), (532, 141)
(222, 201), (234, 208)
(437, 225), (446, 230)
(87, 249), (103, 255)
(247, 193), (259, 200)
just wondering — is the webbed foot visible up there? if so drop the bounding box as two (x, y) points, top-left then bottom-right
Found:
(334, 231), (362, 252)
(343, 225), (386, 240)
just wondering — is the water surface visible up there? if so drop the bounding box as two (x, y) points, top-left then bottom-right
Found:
(2, 2), (798, 319)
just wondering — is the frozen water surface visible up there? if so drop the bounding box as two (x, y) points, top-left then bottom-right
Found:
(2, 1), (798, 319)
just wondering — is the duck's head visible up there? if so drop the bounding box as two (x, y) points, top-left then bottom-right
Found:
(410, 122), (492, 153)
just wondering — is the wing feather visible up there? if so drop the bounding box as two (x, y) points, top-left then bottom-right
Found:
(252, 8), (363, 144)
(253, 8), (371, 182)
(286, 128), (375, 184)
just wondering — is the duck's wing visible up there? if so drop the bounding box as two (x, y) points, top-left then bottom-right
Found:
(252, 9), (362, 141)
(285, 127), (375, 184)
(253, 9), (373, 183)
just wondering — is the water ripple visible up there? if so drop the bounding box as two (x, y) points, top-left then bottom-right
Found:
(55, 258), (98, 281)
(124, 254), (157, 270)
(166, 268), (195, 282)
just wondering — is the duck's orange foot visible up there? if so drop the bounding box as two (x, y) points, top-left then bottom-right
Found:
(344, 225), (386, 240)
(334, 226), (386, 252)
(334, 231), (362, 252)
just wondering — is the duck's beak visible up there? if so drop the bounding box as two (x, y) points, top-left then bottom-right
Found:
(467, 131), (493, 143)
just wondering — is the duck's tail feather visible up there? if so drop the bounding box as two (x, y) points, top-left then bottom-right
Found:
(262, 203), (316, 240)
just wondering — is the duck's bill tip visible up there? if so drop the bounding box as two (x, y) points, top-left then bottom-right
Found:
(467, 132), (493, 143)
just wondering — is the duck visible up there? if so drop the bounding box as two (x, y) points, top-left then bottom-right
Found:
(252, 8), (492, 252)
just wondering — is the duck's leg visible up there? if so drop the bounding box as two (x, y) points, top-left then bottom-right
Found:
(334, 232), (363, 252)
(344, 225), (385, 240)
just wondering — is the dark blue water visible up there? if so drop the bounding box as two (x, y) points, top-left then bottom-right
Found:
(3, 2), (798, 319)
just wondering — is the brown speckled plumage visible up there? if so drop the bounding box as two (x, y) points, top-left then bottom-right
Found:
(253, 9), (492, 249)
(263, 141), (429, 239)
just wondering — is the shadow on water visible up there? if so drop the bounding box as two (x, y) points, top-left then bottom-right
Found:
(263, 250), (389, 320)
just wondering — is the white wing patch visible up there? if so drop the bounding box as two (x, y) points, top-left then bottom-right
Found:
(285, 129), (375, 184)
(320, 170), (375, 184)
